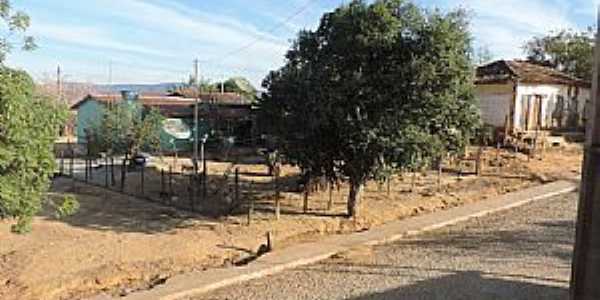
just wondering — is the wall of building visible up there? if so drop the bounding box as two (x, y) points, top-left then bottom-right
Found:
(475, 83), (514, 128)
(514, 83), (591, 131)
(76, 100), (105, 143)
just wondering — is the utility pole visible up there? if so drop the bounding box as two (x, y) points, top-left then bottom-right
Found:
(221, 74), (225, 94)
(57, 65), (62, 104)
(570, 8), (600, 300)
(193, 59), (200, 176)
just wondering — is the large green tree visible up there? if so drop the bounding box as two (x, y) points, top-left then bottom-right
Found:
(0, 1), (77, 233)
(0, 68), (69, 232)
(524, 28), (594, 81)
(259, 0), (479, 217)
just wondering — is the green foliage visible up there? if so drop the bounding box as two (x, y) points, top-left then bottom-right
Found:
(171, 76), (258, 101)
(259, 0), (480, 216)
(0, 66), (68, 232)
(88, 102), (164, 156)
(54, 194), (79, 219)
(219, 77), (258, 100)
(0, 0), (36, 62)
(524, 28), (594, 81)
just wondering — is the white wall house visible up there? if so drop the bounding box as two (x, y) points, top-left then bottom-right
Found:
(475, 60), (591, 135)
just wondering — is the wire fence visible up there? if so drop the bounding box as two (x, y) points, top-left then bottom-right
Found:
(54, 151), (257, 218)
(54, 143), (506, 225)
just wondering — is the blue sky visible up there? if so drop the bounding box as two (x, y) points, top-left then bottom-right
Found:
(5, 0), (598, 88)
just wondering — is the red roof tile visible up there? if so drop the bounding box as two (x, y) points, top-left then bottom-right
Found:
(476, 60), (590, 88)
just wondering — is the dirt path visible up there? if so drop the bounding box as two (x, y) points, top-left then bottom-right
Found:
(0, 146), (582, 300)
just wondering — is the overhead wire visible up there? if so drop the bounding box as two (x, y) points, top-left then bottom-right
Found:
(32, 1), (322, 86)
(199, 0), (319, 65)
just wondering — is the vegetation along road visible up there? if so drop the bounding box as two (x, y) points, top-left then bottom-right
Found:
(193, 193), (577, 300)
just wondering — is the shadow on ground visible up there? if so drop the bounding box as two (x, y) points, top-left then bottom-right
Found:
(349, 270), (568, 300)
(393, 217), (575, 264)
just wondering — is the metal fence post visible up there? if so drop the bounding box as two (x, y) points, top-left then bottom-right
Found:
(89, 158), (94, 180)
(60, 151), (65, 176)
(120, 156), (127, 192)
(168, 165), (173, 198)
(202, 154), (207, 199)
(140, 164), (145, 196)
(188, 174), (194, 211)
(110, 157), (115, 186)
(85, 159), (89, 182)
(104, 156), (109, 187)
(69, 153), (74, 178)
(161, 168), (166, 200)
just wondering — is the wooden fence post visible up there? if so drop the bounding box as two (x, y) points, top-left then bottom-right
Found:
(188, 174), (194, 211)
(303, 183), (309, 214)
(247, 181), (254, 226)
(386, 178), (391, 197)
(411, 168), (417, 192)
(328, 182), (334, 211)
(496, 142), (501, 175)
(275, 170), (281, 220)
(437, 157), (443, 192)
(235, 168), (240, 209)
(476, 146), (483, 176)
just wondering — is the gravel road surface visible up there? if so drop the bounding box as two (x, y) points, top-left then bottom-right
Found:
(192, 193), (577, 300)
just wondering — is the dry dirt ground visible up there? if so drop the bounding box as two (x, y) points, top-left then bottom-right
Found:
(0, 145), (583, 300)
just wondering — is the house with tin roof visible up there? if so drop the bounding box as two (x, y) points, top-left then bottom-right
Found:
(475, 60), (591, 138)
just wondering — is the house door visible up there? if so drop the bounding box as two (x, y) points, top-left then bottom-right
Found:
(521, 95), (543, 131)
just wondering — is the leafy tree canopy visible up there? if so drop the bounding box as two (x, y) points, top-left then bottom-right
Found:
(0, 1), (73, 233)
(259, 0), (480, 217)
(219, 77), (258, 100)
(0, 67), (69, 232)
(524, 28), (595, 81)
(171, 76), (258, 101)
(0, 0), (36, 62)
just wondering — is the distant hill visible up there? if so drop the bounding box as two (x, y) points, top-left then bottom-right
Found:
(95, 83), (179, 94)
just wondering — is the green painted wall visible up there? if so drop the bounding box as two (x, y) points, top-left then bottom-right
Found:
(76, 99), (105, 143)
(76, 99), (205, 153)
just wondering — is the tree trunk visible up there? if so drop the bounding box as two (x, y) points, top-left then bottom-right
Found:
(347, 181), (364, 217)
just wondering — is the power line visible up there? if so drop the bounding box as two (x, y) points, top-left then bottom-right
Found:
(202, 0), (319, 65)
